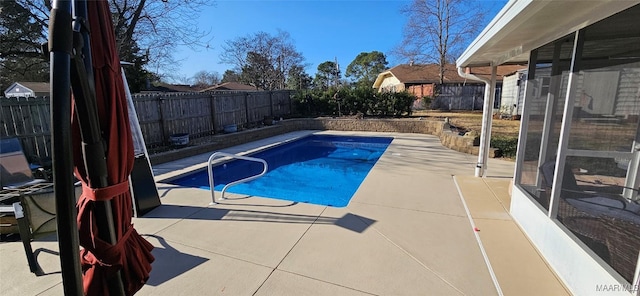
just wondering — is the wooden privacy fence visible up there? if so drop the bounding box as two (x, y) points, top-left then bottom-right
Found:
(430, 84), (503, 110)
(0, 90), (293, 163)
(0, 96), (52, 166)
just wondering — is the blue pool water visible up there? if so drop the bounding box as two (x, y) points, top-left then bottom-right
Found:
(167, 134), (392, 207)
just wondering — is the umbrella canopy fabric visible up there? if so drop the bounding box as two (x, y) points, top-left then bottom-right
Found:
(72, 0), (154, 294)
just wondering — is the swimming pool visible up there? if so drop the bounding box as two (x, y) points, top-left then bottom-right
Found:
(167, 134), (393, 207)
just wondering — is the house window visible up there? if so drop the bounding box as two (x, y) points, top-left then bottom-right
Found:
(516, 4), (640, 283)
(540, 77), (550, 97)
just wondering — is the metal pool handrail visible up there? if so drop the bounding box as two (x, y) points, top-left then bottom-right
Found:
(207, 152), (268, 205)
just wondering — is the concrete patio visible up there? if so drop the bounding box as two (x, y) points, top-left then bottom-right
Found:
(0, 131), (570, 295)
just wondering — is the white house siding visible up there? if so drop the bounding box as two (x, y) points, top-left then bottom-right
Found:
(521, 67), (575, 117)
(521, 64), (640, 118)
(568, 64), (640, 117)
(378, 76), (403, 92)
(524, 67), (553, 117)
(612, 66), (640, 117)
(5, 91), (34, 98)
(501, 74), (519, 114)
(4, 86), (35, 98)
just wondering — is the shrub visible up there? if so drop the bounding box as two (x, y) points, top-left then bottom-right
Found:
(491, 136), (518, 159)
(293, 87), (415, 117)
(422, 96), (432, 109)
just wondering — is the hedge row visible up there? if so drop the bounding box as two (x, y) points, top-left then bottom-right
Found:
(292, 87), (415, 117)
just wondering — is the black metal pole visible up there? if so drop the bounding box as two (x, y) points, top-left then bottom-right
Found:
(69, 0), (125, 294)
(49, 1), (83, 295)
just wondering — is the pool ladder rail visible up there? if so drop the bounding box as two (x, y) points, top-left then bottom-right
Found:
(207, 152), (268, 205)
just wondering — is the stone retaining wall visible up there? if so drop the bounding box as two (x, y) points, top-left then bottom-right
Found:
(149, 118), (498, 165)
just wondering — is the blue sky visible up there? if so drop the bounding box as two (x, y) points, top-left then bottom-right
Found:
(173, 0), (507, 82)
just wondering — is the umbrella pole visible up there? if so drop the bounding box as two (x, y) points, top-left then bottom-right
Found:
(70, 0), (126, 294)
(49, 1), (84, 295)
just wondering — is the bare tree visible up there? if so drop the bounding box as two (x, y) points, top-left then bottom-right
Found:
(16, 0), (213, 79)
(395, 0), (491, 83)
(191, 70), (221, 88)
(220, 30), (305, 90)
(171, 74), (193, 85)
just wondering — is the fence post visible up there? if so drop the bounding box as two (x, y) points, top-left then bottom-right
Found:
(288, 91), (293, 115)
(158, 95), (168, 146)
(244, 92), (249, 127)
(210, 94), (217, 133)
(269, 91), (274, 117)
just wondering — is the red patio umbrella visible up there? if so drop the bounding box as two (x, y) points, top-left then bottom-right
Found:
(70, 0), (154, 294)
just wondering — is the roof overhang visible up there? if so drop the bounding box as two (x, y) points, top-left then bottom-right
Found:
(4, 82), (20, 94)
(457, 0), (639, 68)
(372, 71), (394, 88)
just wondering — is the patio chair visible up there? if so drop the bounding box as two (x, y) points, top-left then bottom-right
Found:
(12, 186), (57, 273)
(539, 160), (640, 225)
(541, 160), (640, 281)
(1, 137), (53, 204)
(0, 137), (48, 191)
(0, 137), (80, 273)
(0, 137), (52, 235)
(2, 181), (82, 274)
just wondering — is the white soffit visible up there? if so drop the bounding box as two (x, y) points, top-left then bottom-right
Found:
(457, 0), (640, 67)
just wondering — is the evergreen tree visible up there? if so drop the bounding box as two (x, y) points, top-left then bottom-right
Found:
(314, 61), (341, 90)
(286, 65), (312, 90)
(222, 70), (242, 83)
(346, 51), (388, 88)
(0, 1), (48, 91)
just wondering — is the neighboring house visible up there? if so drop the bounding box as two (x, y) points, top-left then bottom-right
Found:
(4, 82), (50, 98)
(500, 67), (557, 116)
(498, 69), (528, 116)
(200, 82), (260, 92)
(372, 63), (524, 110)
(457, 1), (640, 295)
(373, 63), (458, 95)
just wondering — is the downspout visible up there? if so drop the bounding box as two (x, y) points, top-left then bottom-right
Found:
(457, 65), (497, 177)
